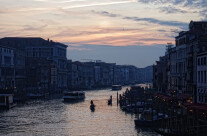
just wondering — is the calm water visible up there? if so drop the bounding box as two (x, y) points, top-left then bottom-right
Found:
(0, 87), (159, 136)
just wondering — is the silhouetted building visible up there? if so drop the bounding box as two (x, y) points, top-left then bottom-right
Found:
(137, 66), (153, 83)
(158, 21), (207, 103)
(197, 49), (207, 104)
(26, 58), (57, 95)
(0, 37), (68, 93)
(0, 46), (15, 89)
(153, 55), (168, 93)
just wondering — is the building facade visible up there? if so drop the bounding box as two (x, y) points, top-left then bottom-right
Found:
(153, 55), (168, 93)
(197, 51), (207, 104)
(0, 37), (68, 93)
(0, 46), (15, 89)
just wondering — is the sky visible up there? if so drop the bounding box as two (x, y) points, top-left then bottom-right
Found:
(0, 0), (206, 67)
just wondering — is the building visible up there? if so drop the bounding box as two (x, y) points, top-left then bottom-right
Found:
(165, 21), (207, 102)
(113, 65), (122, 85)
(25, 39), (68, 90)
(197, 50), (207, 104)
(175, 31), (188, 95)
(0, 37), (68, 93)
(167, 46), (177, 96)
(0, 45), (15, 89)
(153, 55), (168, 93)
(137, 66), (153, 84)
(0, 38), (26, 94)
(26, 58), (58, 95)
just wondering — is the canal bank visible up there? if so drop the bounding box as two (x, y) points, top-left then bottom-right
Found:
(0, 87), (160, 136)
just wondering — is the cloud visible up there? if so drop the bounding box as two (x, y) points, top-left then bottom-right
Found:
(0, 7), (54, 14)
(52, 27), (143, 38)
(91, 10), (120, 17)
(0, 0), (135, 14)
(92, 10), (188, 29)
(138, 0), (207, 18)
(157, 29), (167, 32)
(159, 6), (188, 14)
(62, 1), (136, 9)
(62, 33), (171, 46)
(22, 24), (48, 31)
(34, 0), (87, 3)
(123, 16), (187, 28)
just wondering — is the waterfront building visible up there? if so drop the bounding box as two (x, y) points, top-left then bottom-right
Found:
(167, 45), (177, 96)
(95, 62), (114, 87)
(175, 31), (188, 95)
(0, 45), (15, 89)
(137, 66), (153, 84)
(94, 65), (101, 87)
(0, 38), (27, 94)
(0, 37), (68, 93)
(165, 21), (207, 101)
(153, 55), (168, 93)
(26, 58), (58, 95)
(113, 65), (122, 85)
(185, 21), (207, 102)
(81, 62), (95, 89)
(128, 65), (137, 84)
(25, 39), (68, 90)
(14, 48), (26, 94)
(197, 50), (207, 104)
(120, 66), (130, 85)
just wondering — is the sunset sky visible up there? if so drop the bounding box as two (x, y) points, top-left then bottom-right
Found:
(0, 0), (206, 67)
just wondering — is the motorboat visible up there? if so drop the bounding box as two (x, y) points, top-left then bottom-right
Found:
(112, 85), (122, 91)
(63, 91), (85, 102)
(0, 93), (16, 109)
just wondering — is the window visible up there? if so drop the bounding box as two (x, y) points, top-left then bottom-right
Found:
(198, 58), (200, 65)
(201, 58), (203, 65)
(205, 71), (207, 83)
(4, 56), (11, 65)
(198, 71), (200, 82)
(201, 71), (203, 83)
(204, 57), (207, 65)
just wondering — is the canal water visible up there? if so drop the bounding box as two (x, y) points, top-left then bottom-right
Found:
(0, 87), (159, 136)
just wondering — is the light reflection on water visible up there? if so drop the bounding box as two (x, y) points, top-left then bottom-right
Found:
(0, 87), (159, 136)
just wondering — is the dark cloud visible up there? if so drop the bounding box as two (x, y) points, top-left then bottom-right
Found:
(138, 0), (207, 18)
(123, 16), (187, 28)
(138, 0), (197, 6)
(91, 10), (120, 17)
(160, 6), (188, 14)
(92, 10), (188, 29)
(157, 29), (167, 32)
(22, 24), (48, 31)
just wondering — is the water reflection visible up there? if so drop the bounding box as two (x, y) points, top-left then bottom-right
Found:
(0, 87), (159, 136)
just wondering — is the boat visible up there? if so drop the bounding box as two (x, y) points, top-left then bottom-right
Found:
(63, 91), (85, 102)
(0, 93), (16, 109)
(27, 93), (44, 99)
(90, 100), (95, 112)
(134, 109), (168, 127)
(112, 85), (122, 91)
(108, 96), (112, 105)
